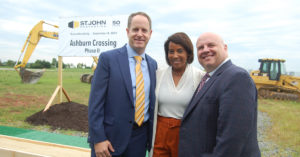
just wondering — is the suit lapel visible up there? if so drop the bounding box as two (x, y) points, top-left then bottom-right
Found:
(145, 55), (155, 89)
(182, 60), (233, 120)
(145, 54), (156, 105)
(182, 75), (217, 119)
(117, 46), (134, 105)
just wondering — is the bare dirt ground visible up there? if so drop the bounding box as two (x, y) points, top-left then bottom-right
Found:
(0, 92), (88, 132)
(26, 102), (88, 132)
(0, 93), (48, 108)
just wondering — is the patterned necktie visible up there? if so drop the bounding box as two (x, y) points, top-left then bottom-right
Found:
(134, 56), (145, 126)
(197, 73), (210, 94)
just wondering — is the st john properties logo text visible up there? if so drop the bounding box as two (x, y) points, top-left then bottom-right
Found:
(68, 20), (107, 29)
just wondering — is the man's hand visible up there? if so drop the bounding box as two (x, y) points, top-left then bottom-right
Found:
(94, 140), (115, 157)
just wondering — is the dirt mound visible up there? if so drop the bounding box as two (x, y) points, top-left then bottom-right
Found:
(26, 102), (88, 132)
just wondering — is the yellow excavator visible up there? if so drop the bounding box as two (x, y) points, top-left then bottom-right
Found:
(250, 58), (300, 101)
(14, 20), (58, 84)
(15, 20), (98, 84)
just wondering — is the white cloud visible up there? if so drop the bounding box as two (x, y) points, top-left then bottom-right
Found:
(1, 0), (300, 71)
(0, 19), (35, 35)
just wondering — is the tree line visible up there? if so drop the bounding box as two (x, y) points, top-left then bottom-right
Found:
(0, 58), (92, 69)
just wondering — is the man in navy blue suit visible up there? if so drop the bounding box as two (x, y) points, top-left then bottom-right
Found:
(88, 12), (157, 157)
(179, 32), (261, 157)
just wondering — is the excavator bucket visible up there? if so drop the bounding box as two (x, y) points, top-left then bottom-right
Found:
(80, 74), (93, 84)
(20, 68), (45, 84)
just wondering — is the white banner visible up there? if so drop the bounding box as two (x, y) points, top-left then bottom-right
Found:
(58, 15), (128, 57)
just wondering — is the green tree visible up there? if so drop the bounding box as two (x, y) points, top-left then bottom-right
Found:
(64, 63), (72, 69)
(51, 58), (58, 68)
(77, 63), (84, 69)
(5, 60), (16, 67)
(29, 60), (51, 69)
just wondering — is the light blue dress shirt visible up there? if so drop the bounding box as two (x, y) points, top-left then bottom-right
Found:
(126, 44), (150, 122)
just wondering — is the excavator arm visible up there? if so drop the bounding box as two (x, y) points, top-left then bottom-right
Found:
(16, 20), (99, 84)
(14, 21), (58, 84)
(91, 56), (98, 71)
(15, 21), (58, 70)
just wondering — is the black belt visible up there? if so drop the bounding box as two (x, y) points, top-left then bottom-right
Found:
(132, 121), (149, 130)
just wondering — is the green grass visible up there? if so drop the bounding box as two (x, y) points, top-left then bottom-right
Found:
(0, 68), (92, 135)
(1, 69), (300, 155)
(259, 99), (300, 156)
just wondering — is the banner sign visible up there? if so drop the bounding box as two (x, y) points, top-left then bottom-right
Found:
(58, 15), (127, 56)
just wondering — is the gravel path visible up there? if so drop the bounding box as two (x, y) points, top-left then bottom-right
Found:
(257, 111), (297, 157)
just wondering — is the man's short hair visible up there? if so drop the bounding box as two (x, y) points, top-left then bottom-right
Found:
(127, 12), (152, 29)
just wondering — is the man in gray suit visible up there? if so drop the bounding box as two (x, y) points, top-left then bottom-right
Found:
(179, 32), (261, 157)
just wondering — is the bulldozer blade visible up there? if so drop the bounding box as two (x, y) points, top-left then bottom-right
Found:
(20, 68), (45, 84)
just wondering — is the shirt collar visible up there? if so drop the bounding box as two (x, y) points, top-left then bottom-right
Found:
(126, 44), (146, 60)
(208, 58), (230, 76)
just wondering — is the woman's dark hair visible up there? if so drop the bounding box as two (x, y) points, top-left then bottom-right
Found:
(164, 32), (194, 65)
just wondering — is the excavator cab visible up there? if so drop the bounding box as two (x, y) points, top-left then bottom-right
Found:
(258, 59), (287, 81)
(14, 21), (58, 84)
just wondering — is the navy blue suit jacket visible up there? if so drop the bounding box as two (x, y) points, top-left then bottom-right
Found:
(88, 45), (157, 155)
(179, 60), (261, 157)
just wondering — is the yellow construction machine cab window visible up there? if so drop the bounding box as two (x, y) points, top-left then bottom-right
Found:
(280, 62), (287, 75)
(270, 61), (279, 80)
(260, 61), (270, 73)
(258, 58), (286, 81)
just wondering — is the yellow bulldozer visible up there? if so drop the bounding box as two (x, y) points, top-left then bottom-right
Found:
(15, 20), (97, 84)
(14, 21), (58, 84)
(250, 58), (300, 101)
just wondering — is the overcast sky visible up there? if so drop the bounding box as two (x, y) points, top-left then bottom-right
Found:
(1, 0), (300, 72)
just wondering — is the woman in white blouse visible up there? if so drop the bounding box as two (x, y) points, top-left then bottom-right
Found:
(151, 32), (204, 157)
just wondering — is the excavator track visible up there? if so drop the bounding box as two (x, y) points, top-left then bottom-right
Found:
(258, 87), (299, 101)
